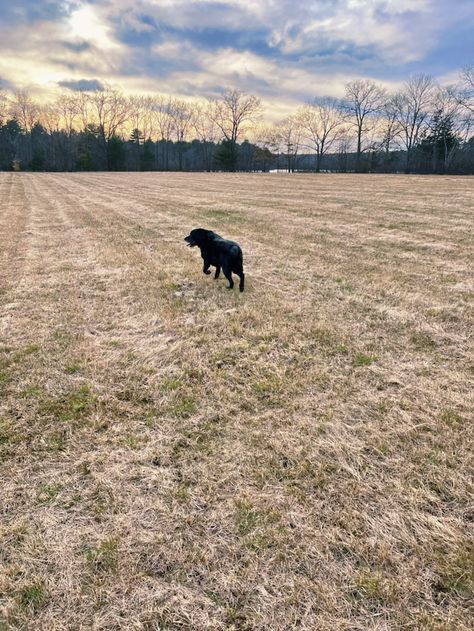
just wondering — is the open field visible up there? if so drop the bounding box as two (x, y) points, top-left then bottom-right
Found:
(0, 172), (473, 630)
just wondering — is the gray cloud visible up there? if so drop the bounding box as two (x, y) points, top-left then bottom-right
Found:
(58, 78), (105, 91)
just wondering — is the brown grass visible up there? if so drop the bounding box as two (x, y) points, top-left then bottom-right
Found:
(0, 172), (473, 630)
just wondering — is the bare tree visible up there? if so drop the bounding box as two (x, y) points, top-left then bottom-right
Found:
(0, 89), (9, 125)
(393, 74), (435, 172)
(169, 98), (194, 170)
(89, 86), (129, 142)
(275, 115), (303, 172)
(152, 95), (174, 169)
(380, 97), (402, 155)
(38, 103), (62, 134)
(458, 63), (474, 114)
(191, 101), (220, 171)
(208, 89), (262, 144)
(344, 79), (386, 170)
(128, 96), (146, 138)
(299, 97), (346, 172)
(71, 91), (93, 131)
(55, 93), (79, 136)
(10, 90), (39, 133)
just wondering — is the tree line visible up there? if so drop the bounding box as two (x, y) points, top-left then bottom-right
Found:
(0, 66), (473, 174)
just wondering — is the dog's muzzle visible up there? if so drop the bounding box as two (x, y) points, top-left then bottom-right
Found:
(184, 237), (196, 247)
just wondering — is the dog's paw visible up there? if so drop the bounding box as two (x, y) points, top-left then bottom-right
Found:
(203, 270), (211, 275)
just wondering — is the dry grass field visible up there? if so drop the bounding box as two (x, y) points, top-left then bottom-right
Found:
(0, 172), (473, 630)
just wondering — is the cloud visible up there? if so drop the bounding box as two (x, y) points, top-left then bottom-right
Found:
(58, 78), (105, 91)
(0, 77), (15, 90)
(60, 40), (92, 52)
(0, 0), (471, 116)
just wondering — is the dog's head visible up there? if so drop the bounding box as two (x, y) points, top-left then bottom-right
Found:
(184, 228), (215, 248)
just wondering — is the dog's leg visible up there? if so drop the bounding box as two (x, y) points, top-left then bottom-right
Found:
(203, 260), (211, 275)
(238, 272), (245, 292)
(214, 265), (221, 279)
(223, 266), (234, 289)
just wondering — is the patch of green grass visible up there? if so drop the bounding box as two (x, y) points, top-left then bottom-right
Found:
(90, 486), (115, 519)
(310, 327), (348, 355)
(65, 363), (83, 374)
(19, 582), (46, 612)
(38, 385), (95, 422)
(120, 434), (146, 449)
(23, 344), (40, 355)
(169, 395), (196, 418)
(354, 569), (399, 604)
(173, 484), (191, 502)
(37, 483), (62, 504)
(235, 499), (259, 536)
(106, 339), (121, 348)
(245, 532), (278, 552)
(251, 370), (283, 399)
(352, 353), (377, 367)
(439, 409), (462, 427)
(160, 377), (183, 392)
(116, 387), (154, 405)
(434, 543), (474, 598)
(0, 419), (12, 445)
(204, 208), (237, 220)
(0, 365), (12, 393)
(83, 537), (119, 573)
(19, 385), (44, 399)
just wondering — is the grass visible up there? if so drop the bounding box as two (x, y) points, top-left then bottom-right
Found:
(0, 171), (473, 630)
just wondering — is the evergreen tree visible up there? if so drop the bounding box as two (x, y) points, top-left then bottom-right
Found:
(214, 139), (239, 171)
(0, 119), (22, 169)
(419, 110), (460, 172)
(107, 135), (126, 171)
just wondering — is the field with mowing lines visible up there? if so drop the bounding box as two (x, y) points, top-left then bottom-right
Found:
(0, 172), (473, 630)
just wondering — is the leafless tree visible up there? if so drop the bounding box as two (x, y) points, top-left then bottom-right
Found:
(458, 63), (474, 114)
(151, 95), (174, 169)
(299, 97), (346, 171)
(167, 98), (194, 170)
(152, 95), (173, 142)
(38, 103), (62, 134)
(0, 89), (9, 125)
(128, 96), (146, 139)
(54, 93), (79, 136)
(89, 86), (129, 142)
(208, 89), (262, 144)
(70, 91), (93, 131)
(392, 74), (435, 172)
(344, 79), (386, 170)
(251, 123), (279, 171)
(379, 97), (402, 154)
(275, 115), (303, 172)
(191, 101), (220, 171)
(10, 90), (39, 132)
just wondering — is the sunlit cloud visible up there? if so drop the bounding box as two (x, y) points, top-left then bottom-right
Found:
(68, 5), (118, 50)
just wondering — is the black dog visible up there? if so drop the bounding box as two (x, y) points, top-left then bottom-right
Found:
(184, 228), (245, 292)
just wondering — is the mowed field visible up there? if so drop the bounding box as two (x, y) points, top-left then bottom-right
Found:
(0, 172), (473, 630)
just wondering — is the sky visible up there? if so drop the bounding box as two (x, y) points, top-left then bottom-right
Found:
(0, 0), (473, 118)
